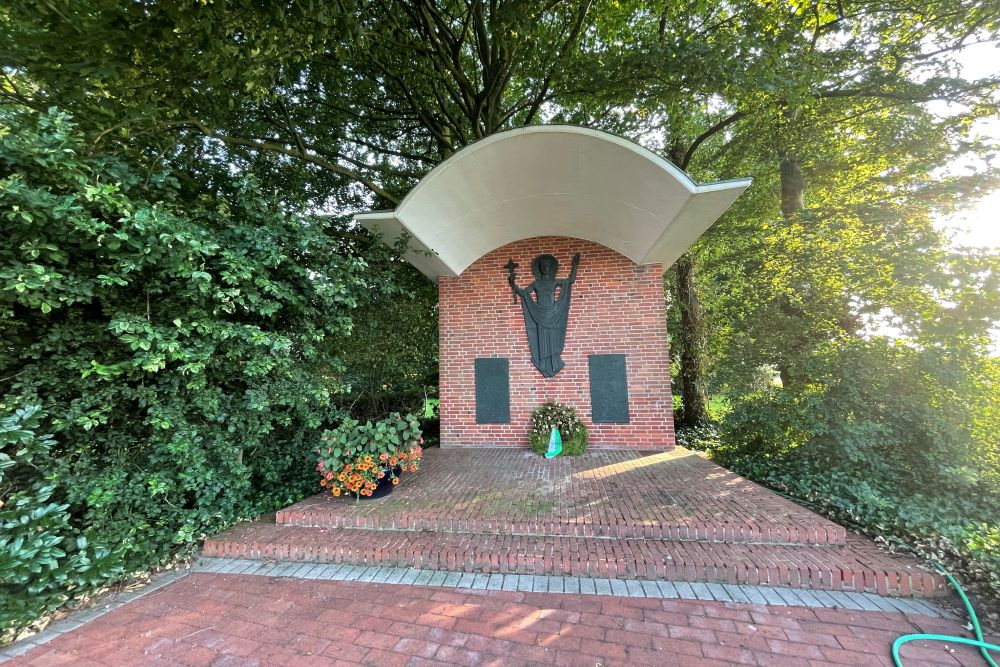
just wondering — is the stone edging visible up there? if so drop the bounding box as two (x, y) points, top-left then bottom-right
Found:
(196, 558), (951, 616)
(0, 569), (190, 663)
(0, 557), (956, 663)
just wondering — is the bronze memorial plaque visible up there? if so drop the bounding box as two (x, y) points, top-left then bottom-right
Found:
(475, 357), (510, 424)
(589, 354), (629, 423)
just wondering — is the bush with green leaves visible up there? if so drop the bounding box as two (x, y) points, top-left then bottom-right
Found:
(529, 402), (588, 456)
(336, 277), (439, 423)
(0, 406), (123, 636)
(675, 423), (721, 452)
(712, 338), (1000, 597)
(0, 107), (385, 633)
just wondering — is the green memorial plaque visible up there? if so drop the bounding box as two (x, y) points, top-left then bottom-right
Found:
(589, 354), (629, 423)
(475, 357), (510, 424)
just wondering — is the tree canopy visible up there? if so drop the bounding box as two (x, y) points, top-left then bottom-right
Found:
(2, 0), (999, 634)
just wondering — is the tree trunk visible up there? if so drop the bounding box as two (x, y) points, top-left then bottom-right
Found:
(779, 153), (804, 219)
(777, 139), (805, 386)
(675, 253), (711, 427)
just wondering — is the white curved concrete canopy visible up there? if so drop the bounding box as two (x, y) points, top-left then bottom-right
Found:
(356, 125), (751, 281)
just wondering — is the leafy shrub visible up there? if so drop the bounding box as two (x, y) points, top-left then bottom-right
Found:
(675, 424), (721, 452)
(0, 108), (385, 633)
(529, 402), (588, 456)
(336, 277), (439, 423)
(0, 406), (123, 636)
(316, 413), (423, 497)
(714, 338), (1000, 597)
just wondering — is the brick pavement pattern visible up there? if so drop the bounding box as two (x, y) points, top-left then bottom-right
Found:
(6, 573), (990, 667)
(204, 525), (941, 596)
(205, 448), (945, 597)
(278, 448), (848, 545)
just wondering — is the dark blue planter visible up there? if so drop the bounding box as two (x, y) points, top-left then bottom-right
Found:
(359, 465), (401, 500)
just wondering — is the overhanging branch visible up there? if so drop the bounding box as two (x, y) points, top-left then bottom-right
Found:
(185, 121), (401, 205)
(681, 111), (747, 169)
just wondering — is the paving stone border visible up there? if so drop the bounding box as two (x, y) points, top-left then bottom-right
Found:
(194, 557), (951, 617)
(0, 569), (190, 663)
(0, 557), (957, 663)
(204, 523), (945, 596)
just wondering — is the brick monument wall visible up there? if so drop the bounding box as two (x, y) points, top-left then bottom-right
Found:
(438, 236), (674, 450)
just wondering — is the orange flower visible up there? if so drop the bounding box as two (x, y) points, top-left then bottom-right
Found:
(389, 457), (398, 466)
(332, 488), (341, 496)
(409, 465), (417, 473)
(391, 478), (399, 485)
(379, 452), (388, 461)
(320, 479), (327, 487)
(377, 472), (384, 479)
(338, 473), (346, 482)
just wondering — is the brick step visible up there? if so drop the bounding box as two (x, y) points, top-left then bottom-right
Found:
(276, 498), (847, 546)
(202, 522), (944, 598)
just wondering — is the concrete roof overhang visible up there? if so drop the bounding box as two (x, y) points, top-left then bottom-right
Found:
(356, 125), (751, 281)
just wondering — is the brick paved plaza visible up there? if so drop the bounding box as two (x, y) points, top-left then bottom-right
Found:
(4, 572), (989, 666)
(208, 448), (944, 596)
(4, 447), (995, 666)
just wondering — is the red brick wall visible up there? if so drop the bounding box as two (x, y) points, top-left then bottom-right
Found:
(439, 236), (674, 450)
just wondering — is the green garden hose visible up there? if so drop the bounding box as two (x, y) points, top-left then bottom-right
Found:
(719, 476), (998, 665)
(892, 567), (999, 667)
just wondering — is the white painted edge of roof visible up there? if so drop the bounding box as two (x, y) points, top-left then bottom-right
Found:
(356, 211), (455, 280)
(355, 125), (751, 282)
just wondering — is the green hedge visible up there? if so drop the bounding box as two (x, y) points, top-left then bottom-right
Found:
(0, 407), (123, 632)
(0, 108), (378, 636)
(681, 339), (1000, 599)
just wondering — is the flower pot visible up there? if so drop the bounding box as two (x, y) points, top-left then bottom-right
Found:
(360, 465), (402, 500)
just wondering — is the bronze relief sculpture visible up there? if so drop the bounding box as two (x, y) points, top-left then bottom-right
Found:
(507, 253), (580, 377)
